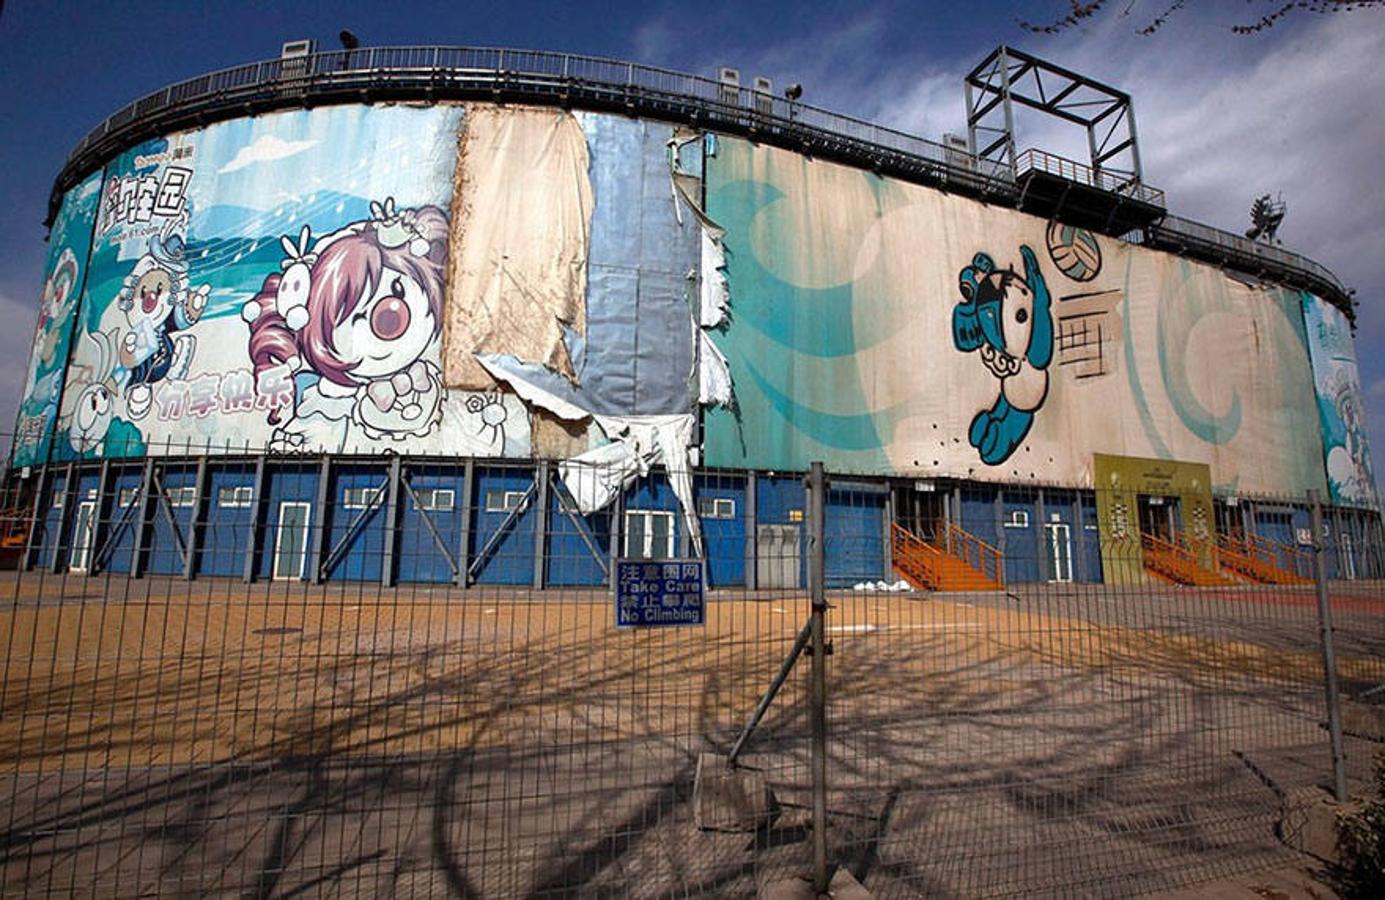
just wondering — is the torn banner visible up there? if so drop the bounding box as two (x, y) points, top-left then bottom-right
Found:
(669, 134), (734, 411)
(444, 105), (594, 390)
(558, 414), (705, 558)
(477, 357), (705, 558)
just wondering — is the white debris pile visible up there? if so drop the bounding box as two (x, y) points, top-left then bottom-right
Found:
(851, 580), (915, 592)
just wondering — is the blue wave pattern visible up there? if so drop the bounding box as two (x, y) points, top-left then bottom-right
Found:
(702, 142), (898, 471)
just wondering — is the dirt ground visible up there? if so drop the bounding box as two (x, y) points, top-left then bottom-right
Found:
(0, 572), (1381, 897)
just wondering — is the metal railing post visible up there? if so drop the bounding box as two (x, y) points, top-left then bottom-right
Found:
(807, 461), (829, 895)
(1309, 489), (1348, 802)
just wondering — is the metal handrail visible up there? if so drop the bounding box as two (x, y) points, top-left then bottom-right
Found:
(943, 522), (1004, 585)
(891, 522), (949, 591)
(50, 44), (1015, 217)
(1218, 531), (1312, 578)
(1143, 213), (1351, 308)
(47, 44), (1353, 316)
(1016, 147), (1167, 207)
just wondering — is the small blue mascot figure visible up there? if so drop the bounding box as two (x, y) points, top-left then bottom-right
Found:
(951, 245), (1053, 465)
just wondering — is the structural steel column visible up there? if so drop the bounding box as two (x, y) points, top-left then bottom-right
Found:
(745, 472), (757, 591)
(243, 455), (267, 584)
(183, 455), (209, 581)
(456, 458), (474, 588)
(882, 485), (894, 580)
(1074, 493), (1088, 583)
(381, 455), (402, 588)
(131, 458), (156, 579)
(607, 483), (624, 590)
(89, 459), (111, 575)
(21, 467), (48, 573)
(309, 456), (331, 584)
(994, 487), (1006, 559)
(51, 462), (78, 574)
(532, 460), (549, 590)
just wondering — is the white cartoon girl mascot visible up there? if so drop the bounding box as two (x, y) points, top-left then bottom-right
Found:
(242, 198), (449, 450)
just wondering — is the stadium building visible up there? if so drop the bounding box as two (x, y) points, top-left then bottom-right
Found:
(9, 43), (1380, 590)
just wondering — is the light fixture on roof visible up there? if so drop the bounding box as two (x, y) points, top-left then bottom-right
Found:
(1245, 193), (1286, 244)
(784, 83), (803, 101)
(339, 30), (360, 50)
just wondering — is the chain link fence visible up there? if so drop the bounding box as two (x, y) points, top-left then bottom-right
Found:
(0, 447), (1380, 897)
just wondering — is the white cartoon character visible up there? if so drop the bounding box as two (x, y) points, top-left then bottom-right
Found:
(67, 329), (123, 455)
(116, 218), (210, 420)
(25, 248), (82, 404)
(465, 392), (510, 453)
(242, 198), (449, 449)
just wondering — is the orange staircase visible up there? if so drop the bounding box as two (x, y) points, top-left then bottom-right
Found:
(892, 523), (1003, 591)
(1140, 532), (1231, 586)
(1215, 533), (1312, 585)
(0, 506), (30, 570)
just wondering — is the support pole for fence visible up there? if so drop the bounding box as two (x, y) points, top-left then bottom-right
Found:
(1309, 489), (1348, 803)
(807, 461), (829, 895)
(726, 618), (813, 767)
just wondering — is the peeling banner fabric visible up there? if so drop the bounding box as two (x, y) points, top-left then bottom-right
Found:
(558, 414), (704, 555)
(573, 113), (698, 416)
(444, 105), (594, 390)
(1303, 293), (1377, 507)
(702, 136), (1328, 496)
(454, 113), (699, 420)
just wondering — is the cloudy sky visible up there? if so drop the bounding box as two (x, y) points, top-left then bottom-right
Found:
(2, 0), (1383, 481)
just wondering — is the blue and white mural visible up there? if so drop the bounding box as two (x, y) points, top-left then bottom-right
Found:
(1303, 293), (1377, 507)
(12, 171), (103, 467)
(54, 105), (530, 460)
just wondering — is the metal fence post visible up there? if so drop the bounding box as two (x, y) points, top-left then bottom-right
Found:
(1309, 489), (1348, 802)
(807, 461), (829, 895)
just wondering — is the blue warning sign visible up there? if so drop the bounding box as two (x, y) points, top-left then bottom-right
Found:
(614, 559), (706, 628)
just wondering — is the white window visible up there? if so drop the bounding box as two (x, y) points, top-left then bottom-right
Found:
(164, 486), (197, 508)
(412, 488), (455, 512)
(218, 485), (254, 508)
(118, 487), (141, 508)
(697, 497), (736, 519)
(624, 510), (675, 559)
(1003, 510), (1030, 529)
(342, 487), (382, 509)
(485, 489), (528, 513)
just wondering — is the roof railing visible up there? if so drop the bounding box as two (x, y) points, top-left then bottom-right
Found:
(48, 44), (1352, 316)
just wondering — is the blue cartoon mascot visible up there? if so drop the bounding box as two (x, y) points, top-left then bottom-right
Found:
(951, 245), (1053, 465)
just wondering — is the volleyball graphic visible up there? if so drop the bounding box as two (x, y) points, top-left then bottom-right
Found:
(1046, 221), (1102, 281)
